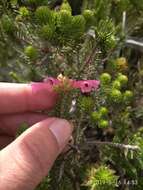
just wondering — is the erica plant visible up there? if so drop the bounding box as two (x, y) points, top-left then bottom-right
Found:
(1, 0), (143, 190)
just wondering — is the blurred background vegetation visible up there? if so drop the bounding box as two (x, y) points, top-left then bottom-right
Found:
(1, 0), (143, 189)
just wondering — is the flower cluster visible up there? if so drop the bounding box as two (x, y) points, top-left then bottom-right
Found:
(44, 74), (100, 93)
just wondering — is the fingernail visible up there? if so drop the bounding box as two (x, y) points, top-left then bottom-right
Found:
(49, 119), (73, 151)
(30, 82), (53, 94)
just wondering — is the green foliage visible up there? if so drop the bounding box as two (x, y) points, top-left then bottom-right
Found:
(24, 0), (48, 6)
(35, 6), (53, 24)
(40, 24), (55, 40)
(86, 165), (118, 190)
(0, 0), (143, 189)
(36, 176), (50, 190)
(57, 10), (73, 37)
(79, 96), (94, 113)
(71, 15), (86, 39)
(90, 15), (117, 53)
(1, 15), (15, 34)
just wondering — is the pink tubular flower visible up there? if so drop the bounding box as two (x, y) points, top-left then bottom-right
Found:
(43, 76), (100, 93)
(73, 80), (100, 93)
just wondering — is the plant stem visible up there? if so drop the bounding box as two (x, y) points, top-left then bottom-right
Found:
(85, 140), (140, 151)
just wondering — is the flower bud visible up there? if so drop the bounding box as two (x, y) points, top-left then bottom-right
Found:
(112, 80), (121, 90)
(117, 74), (128, 86)
(100, 73), (111, 85)
(116, 57), (128, 71)
(83, 9), (94, 27)
(24, 45), (38, 61)
(91, 112), (101, 122)
(99, 107), (108, 116)
(61, 0), (72, 14)
(98, 119), (109, 128)
(123, 90), (133, 103)
(110, 89), (122, 103)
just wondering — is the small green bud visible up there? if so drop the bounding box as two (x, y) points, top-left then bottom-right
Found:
(61, 0), (72, 14)
(98, 119), (109, 128)
(112, 80), (121, 90)
(35, 6), (53, 24)
(99, 107), (108, 116)
(83, 10), (94, 20)
(19, 7), (30, 17)
(100, 73), (111, 85)
(1, 15), (14, 33)
(110, 89), (122, 103)
(91, 112), (101, 122)
(117, 74), (128, 86)
(83, 10), (94, 27)
(24, 45), (38, 60)
(123, 90), (133, 103)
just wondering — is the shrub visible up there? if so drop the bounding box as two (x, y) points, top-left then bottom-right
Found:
(0, 0), (143, 189)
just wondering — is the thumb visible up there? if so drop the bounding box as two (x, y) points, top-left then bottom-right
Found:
(0, 118), (73, 190)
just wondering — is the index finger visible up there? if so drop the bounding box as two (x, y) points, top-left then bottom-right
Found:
(0, 82), (58, 114)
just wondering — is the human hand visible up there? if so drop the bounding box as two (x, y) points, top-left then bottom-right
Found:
(0, 82), (73, 190)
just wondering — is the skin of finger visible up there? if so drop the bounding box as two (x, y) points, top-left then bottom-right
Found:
(0, 118), (72, 190)
(0, 113), (52, 136)
(0, 83), (58, 114)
